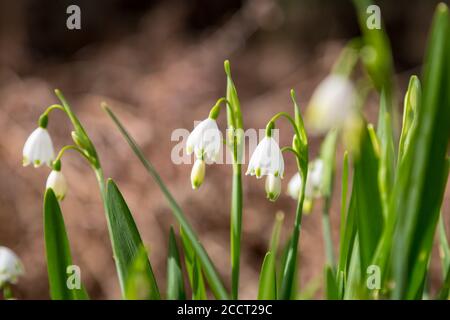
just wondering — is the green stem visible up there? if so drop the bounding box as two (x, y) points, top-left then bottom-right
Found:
(231, 163), (242, 300)
(322, 198), (335, 268)
(2, 284), (13, 300)
(54, 145), (92, 164)
(268, 112), (302, 143)
(43, 104), (66, 116)
(279, 186), (305, 299)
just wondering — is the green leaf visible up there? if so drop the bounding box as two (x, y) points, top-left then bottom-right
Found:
(44, 188), (89, 300)
(106, 179), (160, 299)
(125, 246), (155, 300)
(103, 105), (228, 299)
(337, 180), (357, 299)
(439, 215), (450, 278)
(398, 76), (421, 163)
(325, 266), (339, 300)
(437, 214), (450, 300)
(258, 212), (284, 299)
(166, 227), (186, 300)
(353, 125), (384, 273)
(320, 130), (338, 268)
(337, 151), (351, 298)
(352, 0), (394, 96)
(391, 4), (450, 299)
(180, 227), (207, 300)
(377, 90), (395, 218)
(258, 252), (277, 300)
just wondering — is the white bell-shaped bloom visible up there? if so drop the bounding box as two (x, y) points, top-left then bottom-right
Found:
(191, 159), (206, 190)
(46, 170), (68, 200)
(246, 136), (284, 178)
(287, 159), (324, 200)
(308, 159), (324, 196)
(0, 247), (24, 287)
(186, 118), (222, 162)
(306, 75), (357, 134)
(265, 174), (281, 202)
(287, 172), (302, 199)
(23, 127), (55, 167)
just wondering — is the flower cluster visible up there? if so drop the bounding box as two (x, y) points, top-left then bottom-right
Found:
(23, 114), (67, 200)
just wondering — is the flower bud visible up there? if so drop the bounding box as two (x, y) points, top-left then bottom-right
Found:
(265, 174), (281, 202)
(46, 170), (68, 200)
(191, 159), (206, 190)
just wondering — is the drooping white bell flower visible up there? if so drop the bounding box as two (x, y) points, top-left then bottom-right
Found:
(46, 170), (68, 200)
(23, 127), (55, 167)
(287, 172), (302, 200)
(308, 159), (324, 196)
(246, 136), (284, 178)
(306, 75), (357, 134)
(287, 159), (324, 200)
(186, 118), (222, 162)
(265, 174), (281, 202)
(191, 159), (206, 190)
(0, 247), (24, 287)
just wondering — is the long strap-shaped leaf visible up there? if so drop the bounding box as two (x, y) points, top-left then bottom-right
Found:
(166, 227), (186, 300)
(103, 104), (229, 299)
(106, 179), (160, 299)
(180, 227), (207, 300)
(391, 4), (449, 299)
(44, 188), (89, 300)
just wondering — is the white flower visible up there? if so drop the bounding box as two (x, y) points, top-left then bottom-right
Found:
(308, 159), (324, 196)
(306, 75), (357, 134)
(191, 159), (206, 190)
(287, 172), (302, 199)
(246, 136), (284, 178)
(46, 170), (68, 200)
(0, 247), (24, 287)
(23, 127), (55, 167)
(265, 174), (281, 202)
(287, 159), (324, 200)
(186, 118), (222, 162)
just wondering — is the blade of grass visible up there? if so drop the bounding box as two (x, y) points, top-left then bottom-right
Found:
(103, 104), (228, 299)
(166, 227), (186, 300)
(106, 179), (160, 299)
(44, 188), (89, 300)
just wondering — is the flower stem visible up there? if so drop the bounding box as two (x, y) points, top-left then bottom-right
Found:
(231, 163), (242, 300)
(279, 186), (305, 299)
(54, 145), (92, 165)
(322, 198), (335, 268)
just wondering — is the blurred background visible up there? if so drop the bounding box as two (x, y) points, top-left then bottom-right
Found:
(0, 0), (448, 299)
